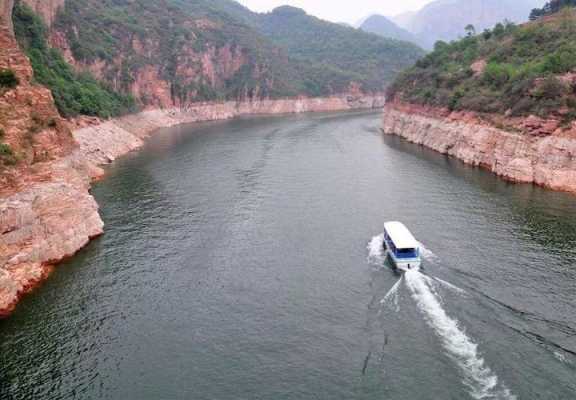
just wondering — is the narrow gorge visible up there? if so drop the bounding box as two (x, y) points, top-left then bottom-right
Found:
(0, 0), (395, 316)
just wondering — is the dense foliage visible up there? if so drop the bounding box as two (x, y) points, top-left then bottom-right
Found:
(0, 130), (16, 166)
(530, 0), (576, 20)
(0, 142), (16, 166)
(49, 0), (423, 103)
(255, 7), (425, 95)
(387, 11), (576, 121)
(0, 69), (19, 89)
(13, 1), (135, 118)
(53, 0), (306, 101)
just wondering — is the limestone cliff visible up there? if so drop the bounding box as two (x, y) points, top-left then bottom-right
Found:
(382, 103), (576, 193)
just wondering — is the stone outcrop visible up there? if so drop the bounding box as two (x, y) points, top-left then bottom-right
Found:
(0, 153), (103, 317)
(0, 0), (100, 318)
(382, 103), (576, 193)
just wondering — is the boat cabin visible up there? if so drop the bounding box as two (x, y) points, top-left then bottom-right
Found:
(383, 221), (421, 270)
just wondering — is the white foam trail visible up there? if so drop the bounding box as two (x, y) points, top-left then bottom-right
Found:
(367, 234), (385, 264)
(554, 351), (569, 364)
(380, 276), (403, 306)
(434, 277), (468, 296)
(405, 270), (516, 400)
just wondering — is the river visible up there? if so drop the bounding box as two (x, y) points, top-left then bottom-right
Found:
(1, 111), (575, 399)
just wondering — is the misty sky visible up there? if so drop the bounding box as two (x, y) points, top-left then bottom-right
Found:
(238, 0), (436, 23)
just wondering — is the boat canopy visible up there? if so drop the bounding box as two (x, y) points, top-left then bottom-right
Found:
(384, 222), (419, 250)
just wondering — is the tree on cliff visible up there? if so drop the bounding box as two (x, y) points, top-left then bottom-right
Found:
(386, 10), (576, 122)
(0, 69), (18, 88)
(530, 0), (576, 20)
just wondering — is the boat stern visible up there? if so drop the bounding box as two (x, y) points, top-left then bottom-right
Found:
(394, 259), (422, 272)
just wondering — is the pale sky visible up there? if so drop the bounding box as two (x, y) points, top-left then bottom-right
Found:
(238, 0), (436, 24)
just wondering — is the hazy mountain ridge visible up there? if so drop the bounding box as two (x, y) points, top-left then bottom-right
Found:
(359, 14), (421, 47)
(392, 0), (544, 49)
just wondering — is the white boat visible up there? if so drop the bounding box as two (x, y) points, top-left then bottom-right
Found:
(383, 221), (421, 272)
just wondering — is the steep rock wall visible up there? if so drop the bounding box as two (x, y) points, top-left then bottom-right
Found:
(381, 104), (576, 193)
(0, 0), (76, 187)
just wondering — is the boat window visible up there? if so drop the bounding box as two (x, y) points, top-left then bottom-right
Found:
(395, 248), (418, 259)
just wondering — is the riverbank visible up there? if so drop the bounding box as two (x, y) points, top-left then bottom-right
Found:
(382, 102), (576, 193)
(0, 95), (384, 317)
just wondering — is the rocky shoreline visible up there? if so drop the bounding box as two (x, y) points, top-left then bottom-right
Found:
(382, 103), (576, 193)
(0, 95), (384, 317)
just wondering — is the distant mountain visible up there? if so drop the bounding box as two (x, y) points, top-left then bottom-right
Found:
(255, 6), (425, 93)
(359, 15), (421, 46)
(391, 11), (418, 31)
(392, 0), (544, 49)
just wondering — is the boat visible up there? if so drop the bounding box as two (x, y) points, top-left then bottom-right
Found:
(383, 221), (421, 272)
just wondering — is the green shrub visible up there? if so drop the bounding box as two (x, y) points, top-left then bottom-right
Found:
(13, 2), (135, 118)
(0, 143), (17, 165)
(533, 77), (565, 99)
(0, 69), (19, 88)
(387, 10), (576, 124)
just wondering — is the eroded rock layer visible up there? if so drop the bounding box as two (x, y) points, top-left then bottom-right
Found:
(382, 103), (576, 193)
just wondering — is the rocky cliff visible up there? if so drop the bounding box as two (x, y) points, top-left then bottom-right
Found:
(0, 0), (105, 317)
(382, 103), (576, 193)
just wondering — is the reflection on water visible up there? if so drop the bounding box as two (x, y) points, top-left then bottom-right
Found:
(1, 111), (575, 400)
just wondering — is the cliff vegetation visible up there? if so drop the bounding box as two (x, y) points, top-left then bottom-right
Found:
(254, 6), (424, 96)
(22, 0), (423, 108)
(13, 1), (135, 118)
(387, 7), (576, 124)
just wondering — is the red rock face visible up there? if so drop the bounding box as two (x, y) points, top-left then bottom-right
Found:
(0, 0), (104, 317)
(46, 27), (255, 108)
(0, 0), (76, 184)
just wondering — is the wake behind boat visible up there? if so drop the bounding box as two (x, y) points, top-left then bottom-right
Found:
(383, 221), (422, 272)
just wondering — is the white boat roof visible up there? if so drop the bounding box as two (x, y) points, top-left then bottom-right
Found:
(384, 221), (419, 249)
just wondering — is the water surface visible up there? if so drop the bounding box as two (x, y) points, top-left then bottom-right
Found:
(1, 111), (575, 399)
